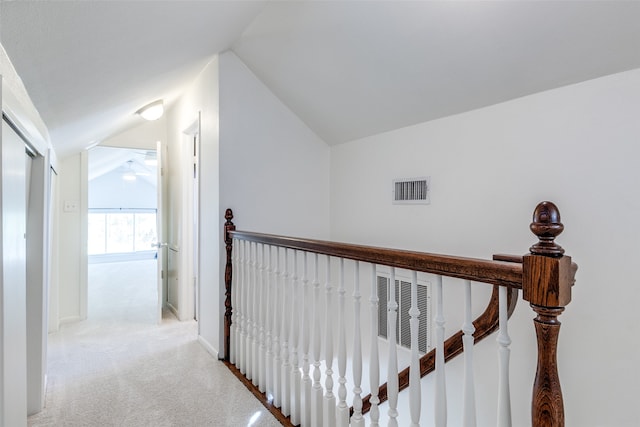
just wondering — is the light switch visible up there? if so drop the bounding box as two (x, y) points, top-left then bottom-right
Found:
(63, 200), (79, 212)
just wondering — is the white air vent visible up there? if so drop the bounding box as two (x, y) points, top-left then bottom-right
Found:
(393, 177), (430, 205)
(377, 271), (432, 354)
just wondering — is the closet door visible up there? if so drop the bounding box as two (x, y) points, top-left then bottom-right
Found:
(0, 117), (28, 426)
(26, 149), (47, 415)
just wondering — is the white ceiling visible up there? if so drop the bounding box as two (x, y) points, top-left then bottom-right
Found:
(88, 146), (157, 186)
(0, 0), (267, 158)
(2, 1), (640, 158)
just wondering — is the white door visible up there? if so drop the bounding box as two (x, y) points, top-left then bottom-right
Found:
(1, 118), (28, 426)
(156, 141), (166, 324)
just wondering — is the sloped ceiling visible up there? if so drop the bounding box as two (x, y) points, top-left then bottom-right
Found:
(2, 1), (640, 159)
(89, 146), (157, 186)
(0, 0), (267, 158)
(232, 1), (640, 144)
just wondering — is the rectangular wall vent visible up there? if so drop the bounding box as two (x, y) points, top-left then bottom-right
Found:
(393, 177), (430, 205)
(377, 272), (432, 354)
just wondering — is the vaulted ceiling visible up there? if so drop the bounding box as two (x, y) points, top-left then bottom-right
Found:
(2, 1), (639, 159)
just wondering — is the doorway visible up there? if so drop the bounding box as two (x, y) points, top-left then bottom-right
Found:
(87, 146), (160, 323)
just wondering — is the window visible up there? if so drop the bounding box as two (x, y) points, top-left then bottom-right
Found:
(88, 210), (157, 255)
(377, 273), (431, 354)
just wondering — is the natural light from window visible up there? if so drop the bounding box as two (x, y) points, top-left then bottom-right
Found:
(88, 211), (157, 255)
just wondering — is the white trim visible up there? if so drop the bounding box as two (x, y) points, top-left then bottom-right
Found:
(179, 114), (201, 324)
(58, 315), (82, 325)
(1, 79), (49, 157)
(79, 151), (89, 320)
(197, 335), (219, 359)
(167, 302), (179, 319)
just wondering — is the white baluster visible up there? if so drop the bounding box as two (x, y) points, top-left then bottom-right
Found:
(462, 280), (477, 427)
(301, 252), (312, 427)
(290, 251), (301, 425)
(258, 243), (266, 392)
(252, 242), (259, 386)
(409, 270), (421, 427)
(230, 238), (237, 364)
(272, 246), (282, 408)
(324, 256), (336, 427)
(497, 286), (512, 427)
(336, 258), (349, 427)
(265, 244), (273, 400)
(245, 241), (253, 380)
(387, 267), (399, 427)
(240, 239), (248, 376)
(369, 263), (380, 426)
(435, 275), (447, 427)
(351, 261), (364, 427)
(312, 253), (323, 426)
(237, 239), (245, 371)
(281, 248), (291, 416)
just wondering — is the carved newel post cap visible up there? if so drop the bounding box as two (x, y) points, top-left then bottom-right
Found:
(530, 201), (564, 256)
(225, 208), (233, 221)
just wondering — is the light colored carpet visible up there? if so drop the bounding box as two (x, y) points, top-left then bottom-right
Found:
(28, 259), (280, 427)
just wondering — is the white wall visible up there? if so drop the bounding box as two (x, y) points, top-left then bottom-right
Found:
(56, 153), (87, 324)
(218, 51), (330, 354)
(330, 68), (640, 426)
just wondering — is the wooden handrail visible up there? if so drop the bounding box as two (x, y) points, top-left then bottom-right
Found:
(229, 230), (523, 288)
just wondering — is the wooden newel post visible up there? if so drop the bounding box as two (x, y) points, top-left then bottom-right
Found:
(223, 208), (236, 362)
(523, 201), (575, 427)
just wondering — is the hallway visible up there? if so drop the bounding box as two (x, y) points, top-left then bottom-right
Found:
(28, 259), (279, 426)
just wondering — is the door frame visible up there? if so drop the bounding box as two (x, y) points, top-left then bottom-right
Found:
(181, 114), (201, 322)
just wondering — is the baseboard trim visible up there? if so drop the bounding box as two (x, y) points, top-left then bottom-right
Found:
(59, 315), (81, 325)
(166, 302), (179, 319)
(197, 335), (219, 359)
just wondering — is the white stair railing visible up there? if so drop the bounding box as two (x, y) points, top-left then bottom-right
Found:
(351, 261), (364, 427)
(336, 258), (349, 427)
(252, 242), (259, 386)
(312, 253), (324, 426)
(409, 270), (421, 427)
(290, 250), (301, 425)
(434, 274), (447, 427)
(462, 280), (477, 427)
(387, 267), (399, 427)
(272, 246), (282, 408)
(497, 285), (512, 427)
(258, 243), (266, 393)
(265, 244), (274, 401)
(369, 263), (380, 426)
(301, 252), (312, 427)
(226, 240), (522, 427)
(229, 247), (518, 427)
(281, 248), (291, 417)
(324, 256), (336, 427)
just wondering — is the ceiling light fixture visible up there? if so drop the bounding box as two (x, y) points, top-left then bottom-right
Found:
(136, 100), (164, 121)
(122, 160), (137, 181)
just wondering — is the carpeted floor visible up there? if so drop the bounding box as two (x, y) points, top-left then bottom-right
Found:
(28, 259), (280, 427)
